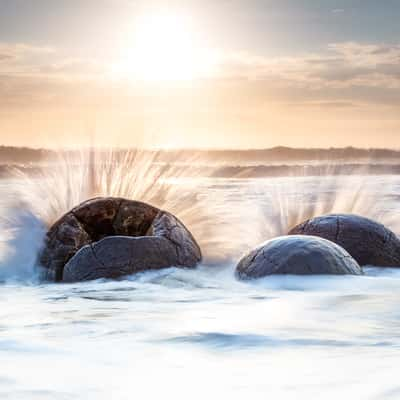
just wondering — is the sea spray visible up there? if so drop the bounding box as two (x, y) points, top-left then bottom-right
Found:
(1, 148), (400, 282)
(249, 165), (400, 240)
(0, 147), (267, 280)
(0, 201), (45, 282)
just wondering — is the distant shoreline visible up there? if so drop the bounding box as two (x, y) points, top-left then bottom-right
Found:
(1, 145), (400, 165)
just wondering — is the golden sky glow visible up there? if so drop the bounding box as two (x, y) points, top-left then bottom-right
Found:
(111, 12), (217, 82)
(0, 0), (399, 149)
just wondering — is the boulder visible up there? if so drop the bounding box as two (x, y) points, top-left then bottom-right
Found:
(236, 235), (362, 279)
(39, 197), (202, 282)
(288, 214), (400, 267)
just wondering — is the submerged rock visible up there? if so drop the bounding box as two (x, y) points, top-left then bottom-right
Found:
(288, 214), (400, 267)
(39, 197), (202, 282)
(236, 235), (362, 279)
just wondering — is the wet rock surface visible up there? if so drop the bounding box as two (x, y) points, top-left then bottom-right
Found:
(39, 197), (202, 282)
(236, 235), (362, 279)
(288, 214), (400, 267)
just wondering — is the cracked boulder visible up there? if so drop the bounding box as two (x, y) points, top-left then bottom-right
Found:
(288, 214), (400, 267)
(235, 235), (362, 279)
(39, 197), (202, 282)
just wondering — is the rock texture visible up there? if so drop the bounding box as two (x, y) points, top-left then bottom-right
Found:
(236, 235), (362, 279)
(39, 197), (202, 282)
(288, 214), (400, 267)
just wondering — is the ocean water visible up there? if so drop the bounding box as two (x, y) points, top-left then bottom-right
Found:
(1, 175), (400, 399)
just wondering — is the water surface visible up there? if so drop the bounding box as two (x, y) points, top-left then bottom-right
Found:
(1, 176), (400, 399)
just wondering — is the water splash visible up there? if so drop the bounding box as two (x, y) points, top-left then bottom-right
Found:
(0, 200), (45, 282)
(1, 147), (400, 281)
(248, 163), (400, 246)
(2, 147), (260, 272)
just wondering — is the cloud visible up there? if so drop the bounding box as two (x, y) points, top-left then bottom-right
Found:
(2, 40), (400, 88)
(0, 41), (400, 112)
(0, 42), (54, 60)
(218, 42), (400, 91)
(37, 58), (107, 79)
(286, 100), (358, 109)
(0, 42), (58, 78)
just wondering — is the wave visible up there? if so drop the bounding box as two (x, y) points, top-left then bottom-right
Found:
(3, 162), (400, 179)
(0, 207), (45, 282)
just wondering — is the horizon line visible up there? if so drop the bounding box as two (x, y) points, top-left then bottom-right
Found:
(1, 145), (400, 153)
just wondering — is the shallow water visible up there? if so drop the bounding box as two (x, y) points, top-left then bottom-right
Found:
(1, 176), (400, 399)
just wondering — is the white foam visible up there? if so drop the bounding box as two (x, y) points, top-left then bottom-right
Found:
(0, 205), (45, 282)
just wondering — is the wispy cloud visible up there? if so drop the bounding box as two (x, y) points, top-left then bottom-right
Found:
(0, 41), (400, 112)
(219, 42), (400, 90)
(0, 42), (54, 60)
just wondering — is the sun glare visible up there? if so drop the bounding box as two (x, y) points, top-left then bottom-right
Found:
(114, 12), (216, 81)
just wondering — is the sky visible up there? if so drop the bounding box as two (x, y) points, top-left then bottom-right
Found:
(0, 0), (399, 149)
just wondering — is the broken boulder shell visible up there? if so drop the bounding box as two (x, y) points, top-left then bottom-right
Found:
(288, 214), (400, 267)
(39, 197), (202, 282)
(236, 235), (363, 279)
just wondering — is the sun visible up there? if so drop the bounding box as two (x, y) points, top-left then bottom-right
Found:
(115, 12), (215, 81)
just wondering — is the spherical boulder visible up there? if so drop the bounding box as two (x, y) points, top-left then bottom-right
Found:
(39, 197), (202, 282)
(288, 214), (400, 267)
(235, 235), (362, 279)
